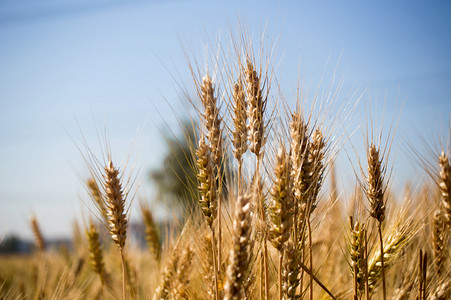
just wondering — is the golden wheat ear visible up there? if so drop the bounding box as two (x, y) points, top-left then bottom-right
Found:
(348, 216), (367, 299)
(195, 135), (217, 229)
(140, 203), (161, 261)
(232, 79), (248, 163)
(30, 215), (45, 253)
(86, 223), (109, 286)
(224, 194), (252, 300)
(438, 152), (451, 226)
(245, 60), (266, 158)
(432, 210), (446, 275)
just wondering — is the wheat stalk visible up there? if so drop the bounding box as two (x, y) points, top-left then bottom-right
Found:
(365, 143), (387, 300)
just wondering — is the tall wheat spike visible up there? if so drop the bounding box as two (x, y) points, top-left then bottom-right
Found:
(269, 145), (293, 251)
(367, 221), (412, 294)
(103, 159), (128, 300)
(245, 60), (265, 157)
(154, 248), (180, 300)
(269, 145), (293, 300)
(224, 194), (252, 300)
(349, 217), (367, 297)
(196, 135), (217, 229)
(438, 152), (450, 226)
(200, 74), (223, 166)
(140, 204), (161, 261)
(86, 223), (108, 286)
(103, 160), (128, 249)
(30, 215), (45, 252)
(432, 210), (446, 275)
(289, 112), (311, 241)
(282, 241), (301, 300)
(87, 177), (107, 220)
(174, 246), (194, 299)
(365, 143), (387, 300)
(232, 80), (248, 163)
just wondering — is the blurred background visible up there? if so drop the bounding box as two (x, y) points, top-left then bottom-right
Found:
(0, 0), (450, 248)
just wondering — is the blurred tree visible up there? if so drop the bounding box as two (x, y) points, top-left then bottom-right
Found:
(150, 121), (199, 212)
(149, 120), (232, 217)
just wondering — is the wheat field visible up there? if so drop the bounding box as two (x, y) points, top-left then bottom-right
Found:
(0, 29), (450, 300)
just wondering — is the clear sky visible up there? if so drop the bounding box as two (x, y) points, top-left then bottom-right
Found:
(1, 0), (450, 239)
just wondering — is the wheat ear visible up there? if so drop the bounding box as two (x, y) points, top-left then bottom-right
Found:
(30, 215), (45, 252)
(367, 222), (411, 294)
(432, 210), (446, 275)
(349, 217), (367, 298)
(174, 246), (194, 299)
(154, 248), (180, 300)
(289, 112), (310, 244)
(245, 60), (265, 157)
(438, 152), (451, 226)
(103, 159), (128, 300)
(87, 177), (107, 221)
(282, 241), (301, 300)
(196, 135), (217, 229)
(200, 74), (225, 273)
(196, 135), (219, 299)
(224, 194), (252, 300)
(140, 204), (161, 261)
(232, 79), (248, 163)
(86, 223), (108, 286)
(365, 143), (387, 300)
(269, 145), (293, 300)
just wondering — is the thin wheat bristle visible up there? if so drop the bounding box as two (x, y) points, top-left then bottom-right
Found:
(432, 210), (446, 274)
(141, 204), (161, 261)
(269, 145), (293, 251)
(103, 160), (128, 249)
(245, 60), (265, 156)
(30, 215), (45, 252)
(438, 152), (450, 226)
(224, 194), (252, 300)
(366, 144), (386, 222)
(86, 223), (108, 285)
(232, 80), (248, 161)
(195, 135), (217, 228)
(200, 74), (224, 166)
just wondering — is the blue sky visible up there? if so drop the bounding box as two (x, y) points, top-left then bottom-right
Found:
(1, 0), (450, 239)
